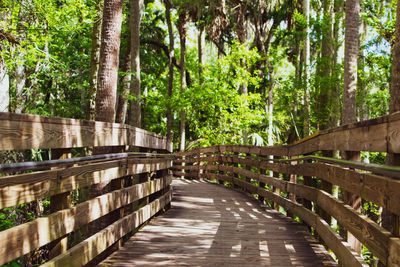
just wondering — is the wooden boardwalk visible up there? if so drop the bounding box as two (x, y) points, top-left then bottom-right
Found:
(99, 178), (339, 266)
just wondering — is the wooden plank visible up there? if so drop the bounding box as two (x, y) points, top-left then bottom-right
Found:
(0, 112), (168, 151)
(211, 171), (389, 265)
(207, 154), (400, 217)
(316, 190), (390, 262)
(223, 176), (367, 267)
(0, 159), (172, 209)
(100, 179), (338, 267)
(42, 189), (173, 267)
(0, 176), (172, 265)
(389, 238), (400, 267)
(315, 218), (368, 267)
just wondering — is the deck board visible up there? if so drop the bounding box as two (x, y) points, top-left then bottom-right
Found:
(99, 178), (339, 266)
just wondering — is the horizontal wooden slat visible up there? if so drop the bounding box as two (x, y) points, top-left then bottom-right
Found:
(184, 154), (400, 217)
(0, 158), (172, 209)
(189, 164), (392, 265)
(0, 112), (170, 151)
(42, 189), (173, 267)
(0, 176), (172, 265)
(389, 238), (400, 267)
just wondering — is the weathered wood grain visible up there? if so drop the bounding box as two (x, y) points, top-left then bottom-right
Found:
(99, 179), (338, 267)
(42, 189), (173, 267)
(181, 154), (400, 217)
(177, 164), (390, 265)
(223, 177), (368, 267)
(0, 112), (168, 151)
(0, 176), (172, 266)
(0, 159), (172, 209)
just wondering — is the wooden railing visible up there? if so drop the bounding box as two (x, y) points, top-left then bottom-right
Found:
(0, 112), (173, 266)
(174, 112), (400, 267)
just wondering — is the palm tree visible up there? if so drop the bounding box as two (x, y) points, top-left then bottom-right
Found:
(128, 0), (144, 127)
(95, 0), (124, 123)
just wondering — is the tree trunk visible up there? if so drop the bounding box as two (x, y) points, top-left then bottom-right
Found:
(318, 0), (334, 131)
(15, 54), (26, 114)
(178, 10), (187, 152)
(95, 0), (123, 123)
(267, 60), (274, 147)
(330, 0), (344, 129)
(164, 0), (174, 145)
(115, 28), (131, 123)
(0, 65), (9, 112)
(87, 0), (104, 121)
(128, 0), (144, 127)
(342, 0), (361, 255)
(342, 0), (359, 125)
(303, 0), (311, 137)
(198, 27), (204, 84)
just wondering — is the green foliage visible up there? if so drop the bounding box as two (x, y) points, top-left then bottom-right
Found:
(1, 0), (96, 118)
(182, 42), (265, 147)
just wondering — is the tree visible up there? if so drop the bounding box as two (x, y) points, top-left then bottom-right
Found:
(303, 0), (311, 136)
(115, 13), (132, 124)
(164, 0), (174, 145)
(87, 0), (104, 121)
(342, 0), (360, 126)
(178, 10), (188, 151)
(95, 0), (124, 123)
(0, 62), (9, 112)
(128, 0), (144, 127)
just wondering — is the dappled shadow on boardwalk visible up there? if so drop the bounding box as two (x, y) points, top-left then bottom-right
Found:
(99, 179), (338, 267)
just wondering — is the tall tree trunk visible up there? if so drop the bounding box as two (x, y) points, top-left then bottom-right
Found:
(165, 0), (174, 145)
(178, 11), (187, 152)
(331, 0), (344, 129)
(115, 28), (131, 123)
(303, 0), (311, 137)
(198, 27), (204, 84)
(342, 0), (359, 126)
(0, 65), (9, 112)
(266, 60), (274, 147)
(342, 0), (361, 255)
(128, 0), (144, 127)
(87, 0), (104, 121)
(15, 51), (26, 114)
(319, 0), (334, 131)
(95, 0), (123, 123)
(358, 16), (368, 121)
(197, 0), (204, 84)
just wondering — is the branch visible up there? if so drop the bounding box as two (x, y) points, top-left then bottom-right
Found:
(140, 39), (192, 86)
(141, 39), (180, 69)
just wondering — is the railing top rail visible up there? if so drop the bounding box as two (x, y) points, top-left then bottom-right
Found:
(0, 112), (172, 152)
(176, 111), (400, 157)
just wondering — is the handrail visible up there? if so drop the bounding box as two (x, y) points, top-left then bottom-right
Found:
(174, 142), (400, 266)
(0, 112), (172, 152)
(0, 112), (173, 266)
(0, 152), (173, 173)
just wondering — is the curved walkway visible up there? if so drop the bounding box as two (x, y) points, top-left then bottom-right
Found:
(100, 178), (338, 266)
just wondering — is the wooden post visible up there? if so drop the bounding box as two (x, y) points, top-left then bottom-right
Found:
(383, 153), (400, 267)
(233, 152), (239, 189)
(342, 150), (362, 255)
(258, 165), (266, 203)
(287, 159), (297, 218)
(48, 148), (71, 259)
(317, 151), (333, 226)
(272, 156), (281, 211)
